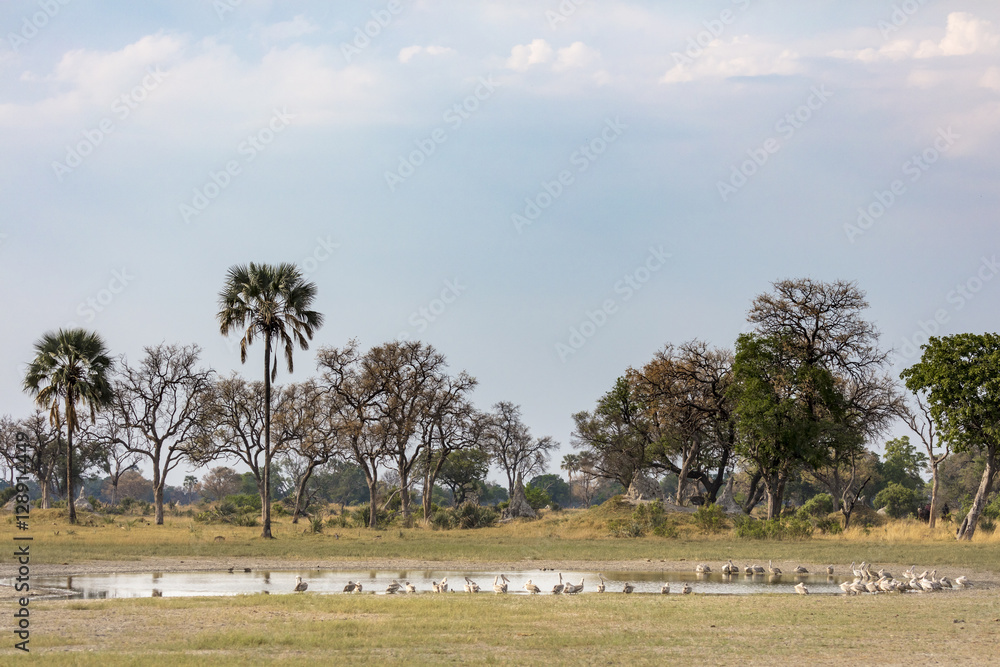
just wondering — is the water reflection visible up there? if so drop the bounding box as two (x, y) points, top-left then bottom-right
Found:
(27, 569), (852, 599)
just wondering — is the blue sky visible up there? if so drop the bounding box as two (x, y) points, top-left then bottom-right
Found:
(2, 0), (999, 482)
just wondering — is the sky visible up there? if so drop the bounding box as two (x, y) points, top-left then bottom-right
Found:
(2, 0), (999, 484)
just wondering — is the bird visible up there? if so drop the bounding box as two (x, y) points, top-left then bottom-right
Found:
(794, 582), (808, 595)
(744, 564), (755, 575)
(343, 581), (357, 593)
(294, 576), (308, 593)
(752, 564), (765, 575)
(622, 582), (634, 594)
(564, 578), (584, 595)
(354, 582), (363, 593)
(695, 563), (711, 574)
(955, 576), (972, 588)
(464, 577), (480, 594)
(439, 577), (449, 593)
(938, 576), (953, 589)
(493, 574), (510, 594)
(524, 579), (541, 595)
(826, 565), (835, 575)
(768, 560), (782, 576)
(551, 573), (565, 595)
(722, 559), (737, 575)
(432, 581), (442, 593)
(793, 565), (808, 575)
(660, 583), (670, 594)
(227, 566), (234, 573)
(596, 574), (606, 593)
(405, 581), (416, 594)
(386, 580), (401, 594)
(681, 583), (692, 594)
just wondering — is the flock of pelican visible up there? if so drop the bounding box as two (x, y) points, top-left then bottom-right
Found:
(290, 561), (974, 596)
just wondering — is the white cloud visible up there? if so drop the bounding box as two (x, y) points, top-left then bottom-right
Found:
(660, 37), (802, 84)
(506, 39), (553, 71)
(981, 66), (1000, 91)
(255, 15), (320, 44)
(832, 13), (999, 62)
(554, 42), (600, 71)
(398, 45), (456, 64)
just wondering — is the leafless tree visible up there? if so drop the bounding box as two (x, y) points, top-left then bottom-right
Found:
(112, 343), (216, 524)
(285, 381), (344, 523)
(485, 401), (556, 499)
(86, 410), (142, 506)
(900, 393), (949, 528)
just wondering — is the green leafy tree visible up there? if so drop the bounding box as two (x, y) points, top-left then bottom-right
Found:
(436, 449), (489, 506)
(880, 436), (927, 492)
(873, 482), (921, 519)
(23, 329), (114, 524)
(902, 333), (1000, 540)
(528, 473), (572, 507)
(218, 262), (324, 538)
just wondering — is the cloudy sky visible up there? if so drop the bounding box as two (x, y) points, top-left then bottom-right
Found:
(2, 0), (998, 480)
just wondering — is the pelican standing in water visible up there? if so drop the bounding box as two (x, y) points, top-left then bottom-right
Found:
(552, 573), (565, 595)
(493, 574), (510, 594)
(793, 565), (808, 574)
(622, 582), (635, 594)
(722, 560), (737, 575)
(826, 565), (835, 575)
(695, 563), (711, 574)
(681, 583), (692, 594)
(294, 576), (308, 593)
(597, 574), (606, 593)
(794, 582), (809, 595)
(768, 560), (782, 575)
(524, 579), (541, 595)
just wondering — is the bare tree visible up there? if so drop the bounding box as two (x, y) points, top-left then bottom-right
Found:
(285, 381), (343, 523)
(485, 402), (556, 500)
(900, 393), (949, 528)
(418, 394), (485, 521)
(112, 343), (216, 524)
(87, 410), (142, 506)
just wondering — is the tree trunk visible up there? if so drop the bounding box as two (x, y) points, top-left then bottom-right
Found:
(956, 449), (997, 541)
(40, 476), (51, 509)
(261, 336), (273, 539)
(291, 460), (318, 524)
(676, 453), (694, 506)
(928, 463), (940, 529)
(66, 393), (77, 525)
(154, 483), (165, 524)
(367, 478), (379, 529)
(399, 465), (410, 519)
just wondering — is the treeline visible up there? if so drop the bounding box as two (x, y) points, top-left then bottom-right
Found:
(570, 279), (1000, 540)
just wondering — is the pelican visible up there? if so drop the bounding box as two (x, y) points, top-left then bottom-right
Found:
(793, 565), (808, 574)
(551, 573), (565, 595)
(596, 574), (606, 593)
(794, 582), (808, 595)
(744, 564), (754, 575)
(343, 581), (357, 593)
(524, 579), (541, 595)
(826, 565), (834, 575)
(752, 564), (765, 575)
(768, 560), (782, 576)
(722, 559), (737, 575)
(681, 583), (692, 594)
(564, 578), (584, 595)
(660, 583), (670, 594)
(405, 581), (416, 594)
(439, 577), (449, 593)
(294, 576), (308, 593)
(955, 576), (972, 588)
(386, 580), (401, 594)
(695, 563), (711, 574)
(839, 581), (853, 595)
(493, 574), (510, 594)
(354, 582), (363, 593)
(622, 582), (634, 594)
(938, 576), (953, 589)
(464, 577), (480, 594)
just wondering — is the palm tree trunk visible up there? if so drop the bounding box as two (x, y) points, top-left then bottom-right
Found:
(261, 335), (273, 539)
(65, 389), (77, 524)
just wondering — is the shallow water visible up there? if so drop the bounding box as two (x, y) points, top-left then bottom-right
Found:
(28, 569), (849, 598)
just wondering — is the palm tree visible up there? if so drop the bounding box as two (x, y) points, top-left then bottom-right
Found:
(23, 329), (114, 524)
(217, 262), (324, 538)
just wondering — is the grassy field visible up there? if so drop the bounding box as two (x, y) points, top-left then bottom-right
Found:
(2, 506), (998, 664)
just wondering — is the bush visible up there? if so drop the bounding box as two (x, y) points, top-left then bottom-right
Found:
(982, 493), (1000, 520)
(430, 510), (453, 530)
(609, 502), (678, 538)
(351, 504), (393, 529)
(326, 513), (349, 529)
(309, 515), (323, 534)
(271, 501), (288, 517)
(873, 482), (921, 519)
(693, 503), (727, 534)
(223, 493), (262, 512)
(524, 485), (551, 511)
(453, 502), (498, 529)
(0, 487), (17, 506)
(800, 493), (834, 518)
(232, 513), (259, 527)
(815, 516), (844, 534)
(733, 515), (814, 540)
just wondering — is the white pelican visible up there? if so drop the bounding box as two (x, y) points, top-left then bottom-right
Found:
(695, 563), (711, 574)
(564, 578), (584, 595)
(493, 575), (510, 594)
(826, 565), (834, 575)
(722, 559), (737, 575)
(343, 581), (357, 593)
(660, 583), (670, 594)
(681, 583), (692, 594)
(551, 573), (565, 595)
(294, 576), (308, 593)
(596, 574), (606, 593)
(793, 565), (808, 574)
(524, 579), (541, 595)
(622, 582), (634, 594)
(405, 581), (416, 594)
(386, 580), (401, 594)
(354, 582), (363, 593)
(794, 582), (808, 595)
(752, 564), (766, 575)
(744, 564), (754, 574)
(464, 577), (480, 593)
(768, 560), (782, 576)
(955, 576), (972, 588)
(439, 577), (449, 593)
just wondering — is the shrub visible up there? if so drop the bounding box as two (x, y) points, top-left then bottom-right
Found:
(271, 501), (289, 517)
(873, 482), (921, 519)
(453, 502), (499, 529)
(815, 516), (844, 535)
(232, 513), (259, 527)
(609, 502), (677, 538)
(351, 504), (393, 529)
(693, 503), (727, 534)
(524, 485), (551, 511)
(309, 515), (323, 534)
(800, 493), (834, 518)
(733, 515), (814, 540)
(223, 493), (262, 512)
(0, 487), (17, 506)
(326, 513), (349, 529)
(430, 510), (453, 530)
(982, 493), (1000, 520)
(978, 516), (996, 534)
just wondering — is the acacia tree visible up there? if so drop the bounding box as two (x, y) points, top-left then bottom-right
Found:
(485, 401), (557, 500)
(218, 262), (324, 538)
(900, 394), (949, 528)
(901, 333), (1000, 541)
(23, 329), (115, 524)
(111, 343), (215, 524)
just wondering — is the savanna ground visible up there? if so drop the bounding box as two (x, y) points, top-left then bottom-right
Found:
(2, 506), (999, 665)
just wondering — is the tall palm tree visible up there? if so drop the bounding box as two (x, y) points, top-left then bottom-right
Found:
(23, 329), (114, 524)
(217, 262), (324, 538)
